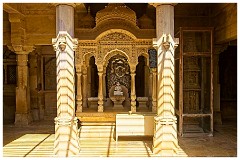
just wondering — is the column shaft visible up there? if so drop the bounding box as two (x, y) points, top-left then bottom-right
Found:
(131, 72), (136, 112)
(56, 5), (74, 37)
(82, 70), (88, 108)
(98, 71), (104, 112)
(152, 68), (157, 112)
(15, 53), (32, 126)
(152, 4), (179, 156)
(76, 71), (82, 112)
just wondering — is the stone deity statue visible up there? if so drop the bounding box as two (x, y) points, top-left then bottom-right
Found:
(114, 82), (123, 96)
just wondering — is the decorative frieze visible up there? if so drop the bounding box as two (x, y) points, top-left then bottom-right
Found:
(100, 32), (133, 41)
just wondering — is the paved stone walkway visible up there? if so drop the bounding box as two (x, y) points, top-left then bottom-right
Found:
(2, 120), (237, 157)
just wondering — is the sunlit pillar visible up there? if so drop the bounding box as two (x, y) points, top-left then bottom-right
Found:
(152, 3), (179, 156)
(130, 70), (136, 113)
(76, 65), (82, 112)
(52, 3), (80, 156)
(151, 68), (157, 112)
(148, 69), (153, 109)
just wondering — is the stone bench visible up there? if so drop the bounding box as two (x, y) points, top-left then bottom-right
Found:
(115, 113), (154, 143)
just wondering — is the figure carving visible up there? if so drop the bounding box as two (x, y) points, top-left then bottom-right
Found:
(114, 82), (123, 96)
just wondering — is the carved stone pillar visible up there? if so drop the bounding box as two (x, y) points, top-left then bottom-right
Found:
(53, 4), (79, 156)
(151, 68), (157, 112)
(82, 66), (88, 108)
(76, 65), (82, 113)
(11, 45), (35, 126)
(98, 68), (104, 112)
(29, 51), (39, 121)
(152, 3), (179, 156)
(53, 31), (79, 156)
(8, 12), (34, 125)
(213, 45), (227, 124)
(130, 71), (136, 113)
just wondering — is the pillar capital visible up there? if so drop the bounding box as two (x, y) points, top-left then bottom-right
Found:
(153, 34), (179, 52)
(51, 3), (78, 8)
(7, 45), (35, 55)
(76, 65), (82, 73)
(150, 3), (177, 8)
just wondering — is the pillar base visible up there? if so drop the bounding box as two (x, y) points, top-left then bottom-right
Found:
(214, 111), (222, 125)
(15, 113), (32, 126)
(152, 116), (179, 156)
(54, 117), (80, 156)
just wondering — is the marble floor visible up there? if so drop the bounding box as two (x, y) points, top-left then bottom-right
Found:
(2, 119), (237, 157)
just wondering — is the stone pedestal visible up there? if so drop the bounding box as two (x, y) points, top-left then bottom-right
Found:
(111, 95), (125, 110)
(54, 117), (80, 156)
(137, 97), (149, 111)
(153, 116), (178, 156)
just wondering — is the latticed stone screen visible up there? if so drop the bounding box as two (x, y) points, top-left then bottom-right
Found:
(7, 65), (17, 84)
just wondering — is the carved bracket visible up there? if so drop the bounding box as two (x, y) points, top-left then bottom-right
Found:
(153, 34), (179, 52)
(7, 45), (35, 54)
(52, 31), (78, 52)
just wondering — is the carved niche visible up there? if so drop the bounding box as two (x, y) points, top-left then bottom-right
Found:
(106, 54), (130, 96)
(44, 57), (56, 90)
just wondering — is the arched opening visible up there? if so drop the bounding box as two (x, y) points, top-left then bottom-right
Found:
(89, 56), (98, 97)
(136, 55), (149, 111)
(105, 54), (131, 110)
